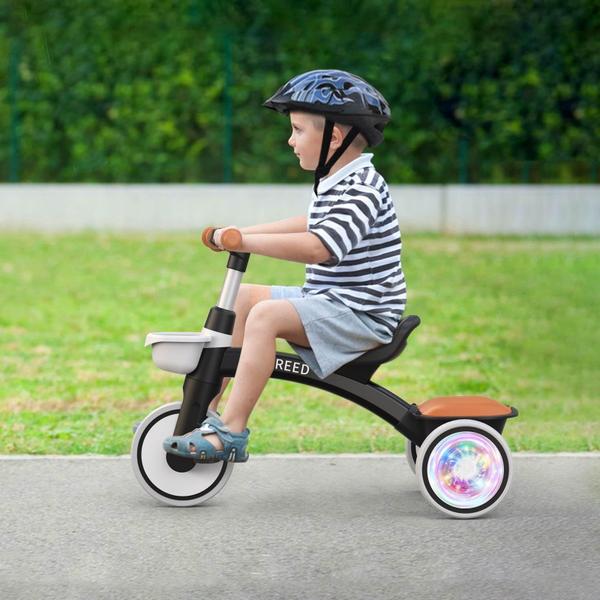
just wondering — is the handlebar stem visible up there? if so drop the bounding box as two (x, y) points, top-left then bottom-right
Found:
(217, 267), (244, 311)
(215, 251), (250, 310)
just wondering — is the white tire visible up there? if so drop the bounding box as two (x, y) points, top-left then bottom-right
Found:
(415, 419), (513, 519)
(131, 402), (234, 507)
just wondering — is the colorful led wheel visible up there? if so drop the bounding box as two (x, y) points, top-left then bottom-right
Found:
(131, 402), (234, 507)
(405, 440), (419, 474)
(415, 419), (513, 519)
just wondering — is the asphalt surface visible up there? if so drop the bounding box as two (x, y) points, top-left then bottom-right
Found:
(1, 454), (599, 600)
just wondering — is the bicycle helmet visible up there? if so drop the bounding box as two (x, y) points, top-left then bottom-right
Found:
(263, 69), (391, 194)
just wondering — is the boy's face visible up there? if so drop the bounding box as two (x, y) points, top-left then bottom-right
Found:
(287, 112), (329, 171)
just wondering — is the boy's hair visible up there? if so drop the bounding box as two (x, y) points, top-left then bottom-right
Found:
(309, 114), (369, 152)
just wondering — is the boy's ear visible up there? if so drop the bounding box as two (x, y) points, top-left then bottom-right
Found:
(331, 124), (345, 148)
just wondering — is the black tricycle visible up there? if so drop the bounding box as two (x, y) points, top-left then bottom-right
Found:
(131, 229), (518, 519)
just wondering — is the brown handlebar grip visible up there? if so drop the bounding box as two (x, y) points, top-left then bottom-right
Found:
(220, 228), (242, 251)
(201, 227), (223, 252)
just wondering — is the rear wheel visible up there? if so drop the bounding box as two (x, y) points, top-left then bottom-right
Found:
(415, 419), (513, 519)
(131, 402), (234, 507)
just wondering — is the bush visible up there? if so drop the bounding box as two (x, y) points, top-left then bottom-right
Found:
(1, 0), (598, 183)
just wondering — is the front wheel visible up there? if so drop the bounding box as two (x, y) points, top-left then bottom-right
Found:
(131, 402), (234, 507)
(415, 419), (513, 519)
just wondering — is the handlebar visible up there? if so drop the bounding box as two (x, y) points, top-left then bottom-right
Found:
(201, 227), (243, 252)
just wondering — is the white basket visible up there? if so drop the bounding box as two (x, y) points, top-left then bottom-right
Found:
(145, 332), (212, 374)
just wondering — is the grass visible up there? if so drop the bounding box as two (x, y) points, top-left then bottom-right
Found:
(1, 231), (598, 454)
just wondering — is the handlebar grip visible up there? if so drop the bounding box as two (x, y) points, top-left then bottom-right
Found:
(220, 228), (242, 250)
(201, 227), (223, 252)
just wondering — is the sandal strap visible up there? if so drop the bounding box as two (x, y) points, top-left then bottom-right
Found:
(199, 416), (230, 435)
(199, 417), (249, 441)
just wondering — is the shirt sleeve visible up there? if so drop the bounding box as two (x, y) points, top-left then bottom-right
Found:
(309, 185), (381, 266)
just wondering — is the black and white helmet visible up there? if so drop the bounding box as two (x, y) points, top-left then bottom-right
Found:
(263, 69), (391, 147)
(263, 69), (391, 192)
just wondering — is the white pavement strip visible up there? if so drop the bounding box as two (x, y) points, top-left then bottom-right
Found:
(0, 452), (599, 460)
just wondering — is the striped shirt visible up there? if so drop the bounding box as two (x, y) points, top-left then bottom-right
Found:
(303, 153), (407, 335)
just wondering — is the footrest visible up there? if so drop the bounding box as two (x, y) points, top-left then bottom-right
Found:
(418, 396), (515, 418)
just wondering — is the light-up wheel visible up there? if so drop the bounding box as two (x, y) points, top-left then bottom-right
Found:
(131, 402), (234, 507)
(415, 419), (513, 519)
(405, 440), (419, 474)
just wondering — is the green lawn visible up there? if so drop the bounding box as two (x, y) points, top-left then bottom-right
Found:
(1, 232), (598, 454)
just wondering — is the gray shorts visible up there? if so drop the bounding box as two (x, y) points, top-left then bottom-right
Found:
(270, 285), (394, 379)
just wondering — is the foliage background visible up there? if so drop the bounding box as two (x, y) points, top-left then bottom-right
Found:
(1, 0), (599, 184)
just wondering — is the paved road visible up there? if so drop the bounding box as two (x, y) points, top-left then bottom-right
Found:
(1, 454), (599, 600)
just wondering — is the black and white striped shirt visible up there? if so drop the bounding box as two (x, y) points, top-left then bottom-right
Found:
(303, 153), (407, 334)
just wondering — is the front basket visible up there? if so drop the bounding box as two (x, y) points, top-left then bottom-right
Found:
(145, 332), (212, 374)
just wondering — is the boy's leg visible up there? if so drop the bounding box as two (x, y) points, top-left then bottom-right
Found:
(208, 284), (272, 413)
(196, 299), (309, 452)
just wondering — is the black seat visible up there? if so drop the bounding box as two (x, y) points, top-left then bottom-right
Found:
(335, 315), (421, 383)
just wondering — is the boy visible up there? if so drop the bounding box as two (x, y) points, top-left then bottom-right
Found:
(164, 70), (407, 462)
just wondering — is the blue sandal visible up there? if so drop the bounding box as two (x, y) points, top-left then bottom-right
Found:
(163, 416), (250, 463)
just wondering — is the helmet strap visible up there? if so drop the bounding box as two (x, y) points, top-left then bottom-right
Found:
(313, 120), (360, 195)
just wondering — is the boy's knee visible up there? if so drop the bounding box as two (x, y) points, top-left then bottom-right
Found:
(245, 301), (277, 333)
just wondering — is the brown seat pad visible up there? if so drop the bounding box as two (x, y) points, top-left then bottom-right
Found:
(418, 396), (513, 418)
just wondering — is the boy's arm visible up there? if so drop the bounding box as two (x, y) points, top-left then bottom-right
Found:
(237, 232), (331, 265)
(239, 215), (307, 235)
